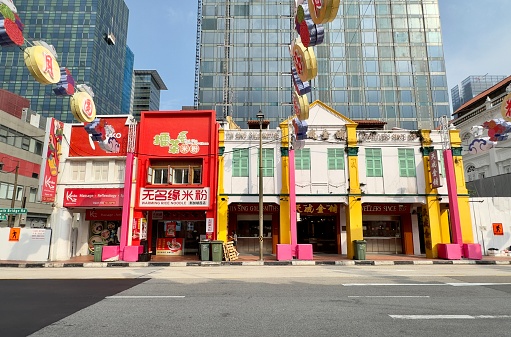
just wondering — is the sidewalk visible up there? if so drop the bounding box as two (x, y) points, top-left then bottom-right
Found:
(1, 253), (510, 267)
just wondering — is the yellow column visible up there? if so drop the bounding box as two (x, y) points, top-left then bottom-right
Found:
(217, 128), (229, 242)
(279, 121), (291, 244)
(346, 123), (363, 259)
(420, 130), (443, 258)
(449, 129), (475, 243)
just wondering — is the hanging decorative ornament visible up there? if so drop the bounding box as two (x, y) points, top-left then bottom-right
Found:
(292, 66), (311, 96)
(500, 91), (511, 122)
(296, 3), (324, 48)
(0, 0), (17, 13)
(24, 45), (61, 84)
(53, 67), (75, 96)
(0, 2), (23, 47)
(293, 90), (309, 121)
(70, 89), (96, 123)
(292, 40), (317, 82)
(482, 118), (511, 142)
(308, 0), (341, 25)
(85, 118), (120, 153)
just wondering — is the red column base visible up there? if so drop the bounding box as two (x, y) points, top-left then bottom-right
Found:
(437, 243), (462, 260)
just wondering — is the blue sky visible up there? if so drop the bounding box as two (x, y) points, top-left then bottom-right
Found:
(124, 0), (511, 112)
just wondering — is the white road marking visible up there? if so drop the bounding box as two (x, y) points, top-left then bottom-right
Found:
(343, 282), (511, 286)
(343, 283), (444, 286)
(348, 295), (429, 298)
(390, 315), (511, 319)
(447, 282), (511, 286)
(106, 295), (185, 299)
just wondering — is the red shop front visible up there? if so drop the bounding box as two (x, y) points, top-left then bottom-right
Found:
(134, 110), (219, 256)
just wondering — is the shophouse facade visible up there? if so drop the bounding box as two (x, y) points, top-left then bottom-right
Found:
(219, 101), (478, 259)
(51, 115), (132, 261)
(134, 110), (219, 257)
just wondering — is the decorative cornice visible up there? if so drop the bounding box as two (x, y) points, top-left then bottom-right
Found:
(452, 147), (463, 156)
(281, 147), (289, 157)
(420, 146), (435, 156)
(218, 147), (225, 156)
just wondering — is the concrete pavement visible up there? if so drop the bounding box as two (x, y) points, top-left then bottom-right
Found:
(1, 252), (510, 267)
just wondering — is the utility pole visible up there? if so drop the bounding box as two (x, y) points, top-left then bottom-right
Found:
(257, 111), (264, 261)
(9, 162), (19, 228)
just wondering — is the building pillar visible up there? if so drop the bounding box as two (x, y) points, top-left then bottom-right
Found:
(346, 124), (363, 259)
(449, 130), (476, 243)
(420, 130), (443, 258)
(279, 121), (291, 244)
(217, 128), (229, 242)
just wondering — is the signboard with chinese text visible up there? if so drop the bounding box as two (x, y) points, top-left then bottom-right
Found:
(500, 92), (511, 122)
(63, 188), (124, 207)
(138, 187), (210, 208)
(429, 150), (442, 189)
(206, 218), (214, 233)
(296, 203), (339, 215)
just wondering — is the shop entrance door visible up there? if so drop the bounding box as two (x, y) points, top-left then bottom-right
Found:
(297, 216), (337, 253)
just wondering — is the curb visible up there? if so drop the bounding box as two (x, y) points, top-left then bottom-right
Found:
(0, 260), (509, 268)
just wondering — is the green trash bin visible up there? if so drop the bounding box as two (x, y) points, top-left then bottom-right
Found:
(353, 240), (367, 260)
(93, 242), (105, 262)
(211, 240), (224, 262)
(200, 240), (211, 261)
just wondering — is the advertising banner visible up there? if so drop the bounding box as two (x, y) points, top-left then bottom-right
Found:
(63, 188), (124, 207)
(156, 237), (184, 255)
(39, 118), (64, 203)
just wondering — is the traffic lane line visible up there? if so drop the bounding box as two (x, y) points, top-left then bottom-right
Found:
(390, 315), (511, 319)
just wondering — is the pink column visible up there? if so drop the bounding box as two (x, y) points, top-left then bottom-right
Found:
(443, 149), (463, 245)
(120, 152), (134, 259)
(289, 149), (297, 256)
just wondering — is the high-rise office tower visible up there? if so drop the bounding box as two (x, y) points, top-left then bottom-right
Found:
(132, 70), (167, 121)
(122, 46), (135, 115)
(0, 0), (129, 123)
(195, 0), (450, 129)
(451, 75), (506, 112)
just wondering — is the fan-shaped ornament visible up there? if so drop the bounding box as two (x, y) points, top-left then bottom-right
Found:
(292, 40), (317, 82)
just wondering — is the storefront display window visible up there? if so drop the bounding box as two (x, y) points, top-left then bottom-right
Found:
(88, 221), (120, 254)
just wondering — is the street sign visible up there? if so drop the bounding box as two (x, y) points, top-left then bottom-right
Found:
(0, 214), (6, 221)
(0, 208), (27, 214)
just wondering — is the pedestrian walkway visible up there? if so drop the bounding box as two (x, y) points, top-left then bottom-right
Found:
(1, 253), (510, 267)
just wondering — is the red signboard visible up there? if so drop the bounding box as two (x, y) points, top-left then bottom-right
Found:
(85, 209), (123, 221)
(362, 203), (410, 214)
(296, 203), (338, 215)
(69, 116), (130, 157)
(40, 118), (64, 203)
(63, 188), (124, 207)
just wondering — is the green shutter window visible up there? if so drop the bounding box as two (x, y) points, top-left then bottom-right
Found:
(398, 148), (416, 177)
(259, 148), (274, 177)
(366, 148), (383, 177)
(232, 148), (249, 177)
(327, 148), (345, 170)
(295, 148), (311, 170)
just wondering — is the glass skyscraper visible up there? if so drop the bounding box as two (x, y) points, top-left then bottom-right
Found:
(132, 70), (167, 121)
(451, 75), (506, 112)
(196, 0), (450, 129)
(122, 46), (135, 114)
(0, 0), (129, 123)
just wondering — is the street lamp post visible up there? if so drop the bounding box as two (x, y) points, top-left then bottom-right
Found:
(257, 111), (264, 261)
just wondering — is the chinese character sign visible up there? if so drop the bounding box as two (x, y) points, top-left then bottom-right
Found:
(429, 150), (442, 189)
(139, 187), (210, 208)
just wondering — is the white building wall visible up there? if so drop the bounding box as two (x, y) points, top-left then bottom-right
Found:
(470, 197), (511, 255)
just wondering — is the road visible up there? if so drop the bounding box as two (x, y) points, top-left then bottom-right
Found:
(1, 265), (510, 337)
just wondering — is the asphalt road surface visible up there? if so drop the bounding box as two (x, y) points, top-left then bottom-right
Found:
(1, 265), (510, 337)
